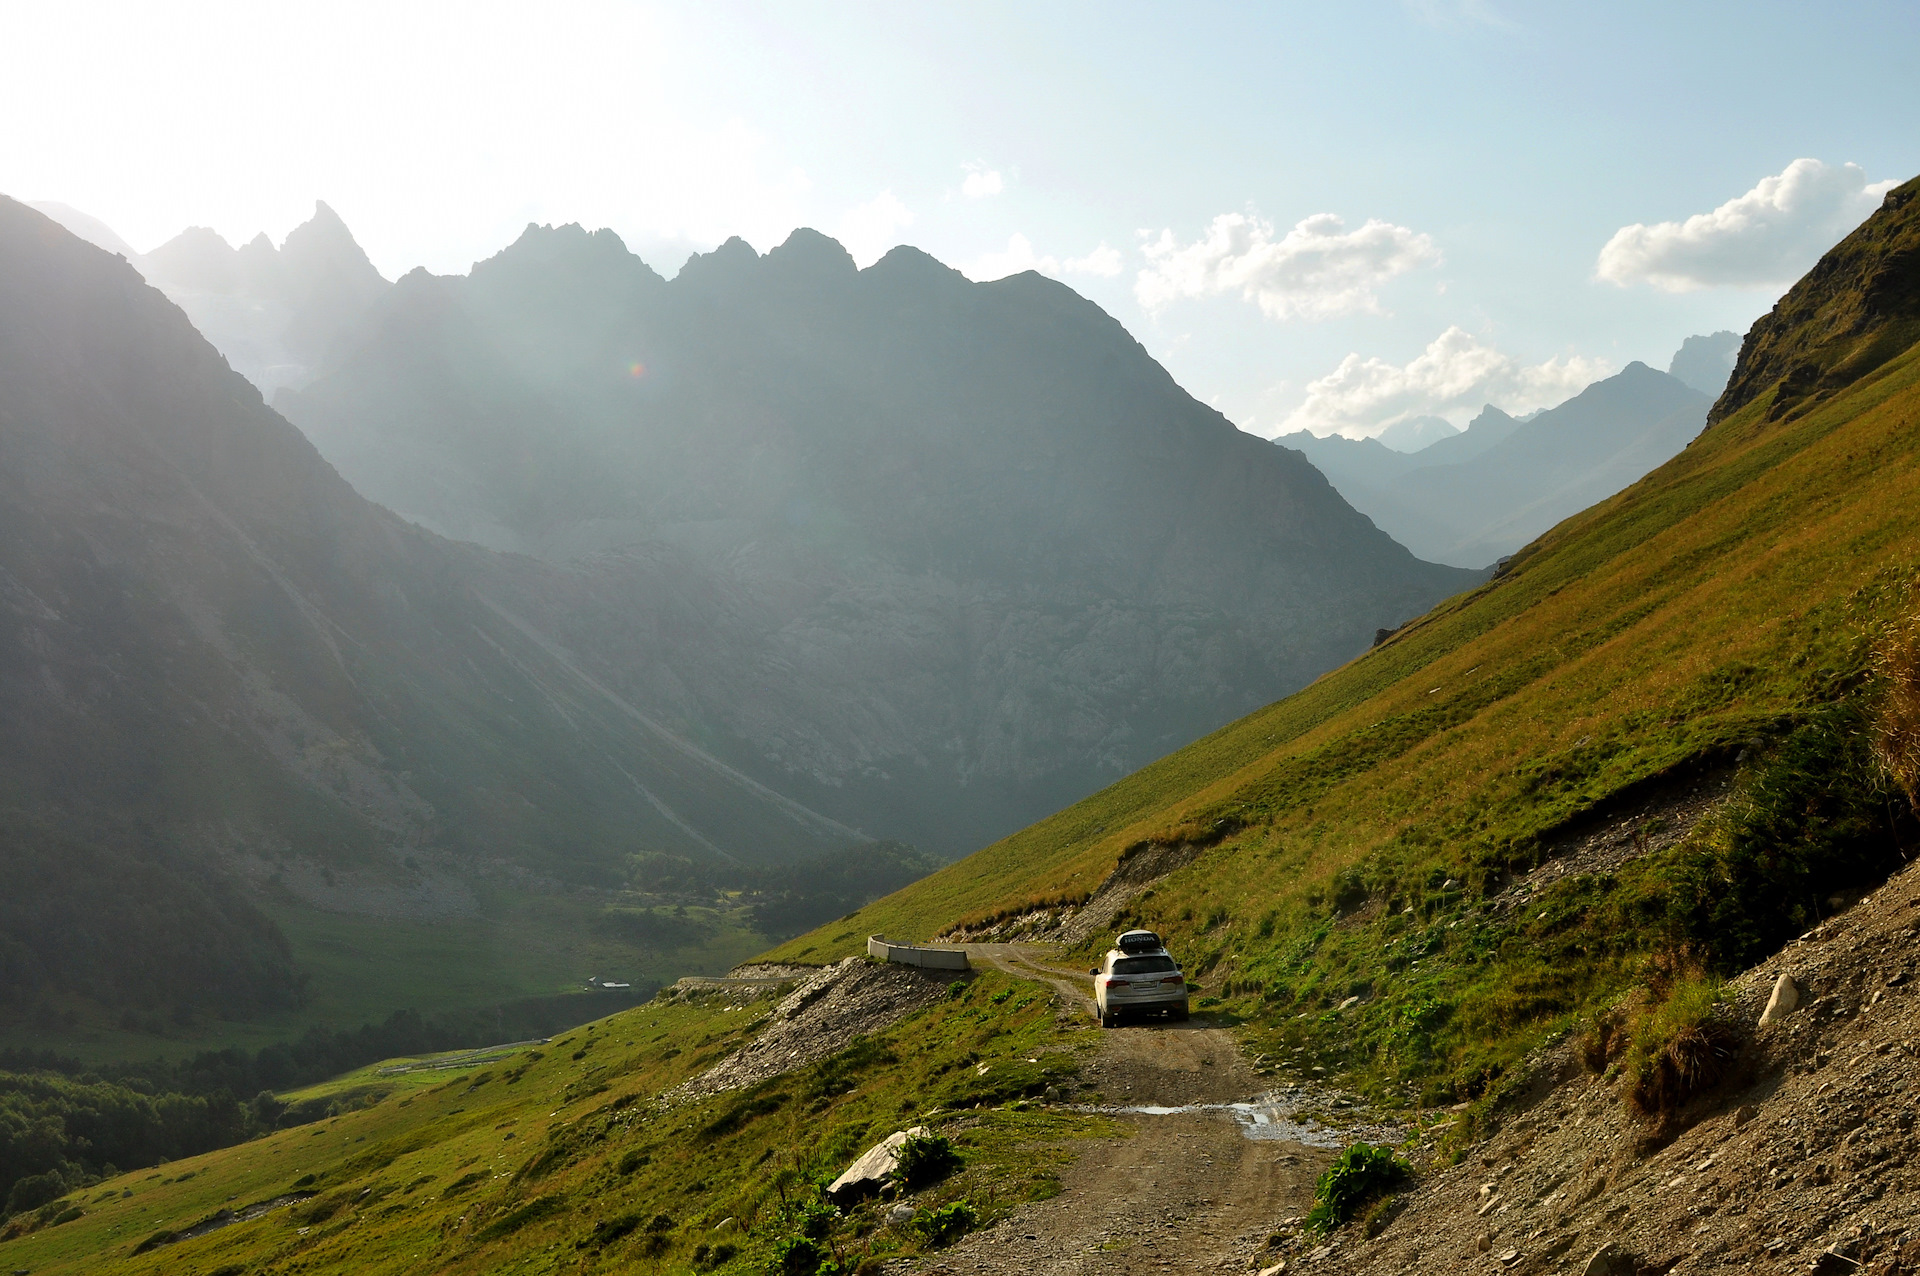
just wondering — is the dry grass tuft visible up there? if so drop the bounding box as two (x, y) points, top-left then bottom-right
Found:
(1874, 598), (1920, 805)
(1623, 964), (1740, 1116)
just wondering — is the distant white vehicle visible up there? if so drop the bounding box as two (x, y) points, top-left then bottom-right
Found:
(1090, 929), (1189, 1027)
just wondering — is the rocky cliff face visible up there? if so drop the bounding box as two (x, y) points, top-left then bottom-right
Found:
(1714, 174), (1920, 427)
(278, 222), (1481, 853)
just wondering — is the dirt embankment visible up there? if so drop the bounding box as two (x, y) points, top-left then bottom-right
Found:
(941, 841), (1207, 946)
(1328, 855), (1920, 1276)
(668, 957), (953, 1102)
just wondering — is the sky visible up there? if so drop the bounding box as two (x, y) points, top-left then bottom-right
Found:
(4, 0), (1918, 440)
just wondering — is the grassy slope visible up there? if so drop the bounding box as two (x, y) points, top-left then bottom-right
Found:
(783, 338), (1920, 951)
(0, 971), (1104, 1274)
(771, 333), (1920, 1094)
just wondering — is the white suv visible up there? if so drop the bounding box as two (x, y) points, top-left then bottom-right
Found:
(1090, 930), (1189, 1027)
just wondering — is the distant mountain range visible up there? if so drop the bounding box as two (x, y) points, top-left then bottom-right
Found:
(0, 198), (1476, 1017)
(272, 218), (1480, 852)
(1275, 355), (1720, 567)
(29, 199), (389, 397)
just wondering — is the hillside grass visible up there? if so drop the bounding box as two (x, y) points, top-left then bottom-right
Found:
(0, 969), (1110, 1274)
(770, 340), (1920, 1102)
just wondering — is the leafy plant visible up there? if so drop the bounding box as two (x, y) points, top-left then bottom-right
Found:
(912, 1199), (977, 1247)
(771, 1234), (831, 1275)
(890, 1133), (962, 1191)
(1305, 1143), (1410, 1234)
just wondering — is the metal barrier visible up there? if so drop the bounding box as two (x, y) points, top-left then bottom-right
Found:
(867, 935), (970, 970)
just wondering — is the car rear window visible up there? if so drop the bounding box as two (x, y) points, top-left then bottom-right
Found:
(1112, 956), (1177, 975)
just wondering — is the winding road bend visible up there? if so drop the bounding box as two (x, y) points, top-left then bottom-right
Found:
(885, 944), (1333, 1275)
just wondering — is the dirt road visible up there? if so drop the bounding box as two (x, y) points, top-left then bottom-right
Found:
(888, 945), (1334, 1274)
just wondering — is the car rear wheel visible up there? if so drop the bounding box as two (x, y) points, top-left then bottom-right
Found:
(1099, 1007), (1118, 1028)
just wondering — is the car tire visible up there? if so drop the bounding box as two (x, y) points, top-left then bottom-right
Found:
(1172, 1002), (1190, 1021)
(1099, 1008), (1117, 1029)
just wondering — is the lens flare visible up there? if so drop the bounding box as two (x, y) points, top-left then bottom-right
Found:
(628, 362), (646, 378)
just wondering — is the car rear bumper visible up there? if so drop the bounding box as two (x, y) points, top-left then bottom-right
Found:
(1104, 993), (1188, 1012)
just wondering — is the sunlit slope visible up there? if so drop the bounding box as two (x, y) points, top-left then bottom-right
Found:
(0, 972), (1094, 1275)
(776, 177), (1920, 984)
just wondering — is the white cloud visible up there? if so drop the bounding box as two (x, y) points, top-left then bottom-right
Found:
(960, 163), (1004, 198)
(1280, 326), (1609, 438)
(1596, 158), (1897, 292)
(1064, 242), (1123, 277)
(965, 235), (1124, 282)
(1135, 211), (1439, 320)
(836, 190), (914, 267)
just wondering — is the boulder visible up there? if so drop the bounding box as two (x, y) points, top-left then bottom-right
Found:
(1582, 1242), (1635, 1276)
(826, 1126), (929, 1204)
(1760, 973), (1802, 1026)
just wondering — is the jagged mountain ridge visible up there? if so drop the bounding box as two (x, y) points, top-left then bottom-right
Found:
(1276, 362), (1710, 567)
(0, 197), (869, 1010)
(277, 221), (1480, 853)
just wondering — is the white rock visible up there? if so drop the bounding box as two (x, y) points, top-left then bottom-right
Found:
(827, 1126), (929, 1203)
(1759, 973), (1801, 1026)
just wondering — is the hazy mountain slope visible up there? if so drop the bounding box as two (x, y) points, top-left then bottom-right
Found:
(1666, 328), (1739, 395)
(278, 223), (1480, 853)
(135, 202), (390, 396)
(1277, 365), (1709, 566)
(773, 175), (1920, 1102)
(0, 199), (864, 1018)
(25, 200), (137, 258)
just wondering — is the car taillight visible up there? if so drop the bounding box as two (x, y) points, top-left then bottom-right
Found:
(1161, 975), (1184, 984)
(1107, 979), (1130, 988)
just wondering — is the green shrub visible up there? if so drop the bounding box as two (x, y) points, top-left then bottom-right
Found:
(912, 1199), (976, 1247)
(1305, 1143), (1410, 1234)
(796, 1200), (838, 1240)
(5, 1171), (65, 1216)
(771, 1234), (830, 1275)
(891, 1133), (962, 1191)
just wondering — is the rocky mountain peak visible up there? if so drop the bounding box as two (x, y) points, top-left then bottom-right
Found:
(765, 227), (858, 283)
(1712, 172), (1920, 425)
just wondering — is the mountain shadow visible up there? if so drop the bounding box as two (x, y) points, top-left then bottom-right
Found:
(276, 221), (1482, 854)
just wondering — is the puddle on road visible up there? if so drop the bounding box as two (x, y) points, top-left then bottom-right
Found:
(1090, 1087), (1401, 1147)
